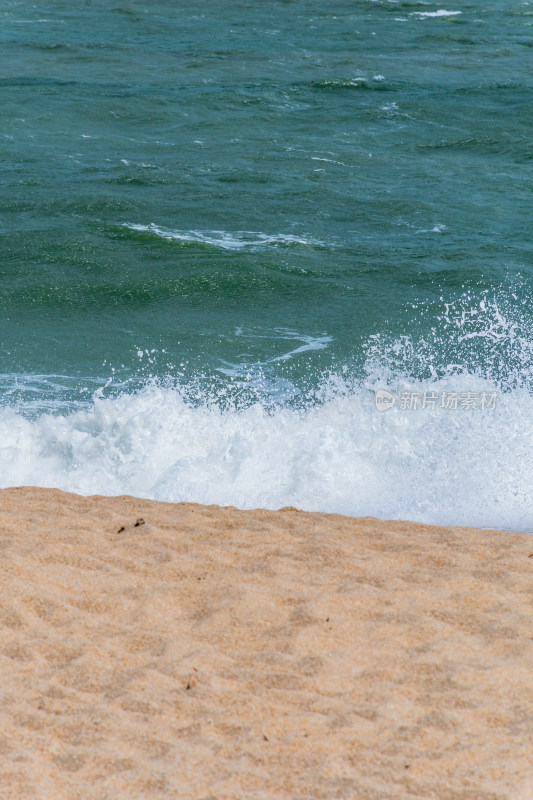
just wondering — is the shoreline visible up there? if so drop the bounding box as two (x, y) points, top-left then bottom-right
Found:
(0, 487), (532, 799)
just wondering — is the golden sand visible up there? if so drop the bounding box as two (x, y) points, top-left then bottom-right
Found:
(0, 487), (532, 798)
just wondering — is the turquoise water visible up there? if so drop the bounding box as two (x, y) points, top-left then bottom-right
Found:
(1, 0), (533, 529)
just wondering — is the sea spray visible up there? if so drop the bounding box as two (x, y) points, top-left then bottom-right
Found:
(1, 365), (531, 531)
(2, 282), (532, 530)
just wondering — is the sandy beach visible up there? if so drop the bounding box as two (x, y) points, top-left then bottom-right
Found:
(0, 487), (531, 799)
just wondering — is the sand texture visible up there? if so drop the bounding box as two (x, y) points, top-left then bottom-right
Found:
(0, 487), (532, 799)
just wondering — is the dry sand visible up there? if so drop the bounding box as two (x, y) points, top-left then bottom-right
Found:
(0, 487), (532, 799)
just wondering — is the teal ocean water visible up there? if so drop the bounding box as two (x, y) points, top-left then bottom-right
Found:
(1, 0), (532, 529)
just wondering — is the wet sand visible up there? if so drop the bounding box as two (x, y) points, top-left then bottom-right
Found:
(0, 487), (532, 799)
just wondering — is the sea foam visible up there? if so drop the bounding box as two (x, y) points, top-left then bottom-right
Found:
(1, 290), (532, 531)
(123, 224), (324, 250)
(0, 369), (531, 532)
(411, 10), (462, 18)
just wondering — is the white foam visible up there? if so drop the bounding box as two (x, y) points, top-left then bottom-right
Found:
(0, 369), (531, 532)
(216, 332), (332, 389)
(380, 102), (399, 112)
(411, 9), (462, 18)
(2, 290), (532, 532)
(123, 224), (324, 250)
(311, 157), (347, 166)
(416, 223), (447, 233)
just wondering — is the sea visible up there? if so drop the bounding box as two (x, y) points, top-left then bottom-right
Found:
(1, 0), (532, 531)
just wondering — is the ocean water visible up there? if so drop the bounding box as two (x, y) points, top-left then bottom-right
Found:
(1, 0), (532, 530)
